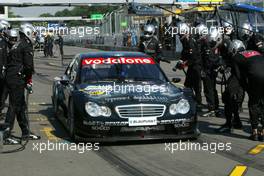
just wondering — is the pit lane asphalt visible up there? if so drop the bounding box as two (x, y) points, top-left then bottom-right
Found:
(0, 46), (263, 176)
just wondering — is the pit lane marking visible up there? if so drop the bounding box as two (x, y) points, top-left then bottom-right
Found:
(47, 62), (59, 67)
(41, 127), (60, 141)
(248, 144), (264, 155)
(29, 102), (50, 105)
(229, 165), (247, 176)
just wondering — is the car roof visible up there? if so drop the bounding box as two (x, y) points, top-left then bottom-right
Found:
(79, 51), (150, 60)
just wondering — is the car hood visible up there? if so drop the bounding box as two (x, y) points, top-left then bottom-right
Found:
(76, 82), (184, 105)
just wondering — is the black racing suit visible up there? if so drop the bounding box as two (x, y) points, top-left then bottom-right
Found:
(233, 51), (264, 130)
(200, 38), (220, 111)
(219, 34), (244, 128)
(0, 35), (9, 113)
(5, 35), (34, 136)
(44, 36), (48, 57)
(48, 36), (54, 57)
(181, 35), (202, 104)
(139, 36), (162, 64)
(58, 36), (64, 58)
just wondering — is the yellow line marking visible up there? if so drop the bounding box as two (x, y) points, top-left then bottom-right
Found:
(229, 165), (247, 176)
(248, 144), (264, 155)
(40, 127), (60, 141)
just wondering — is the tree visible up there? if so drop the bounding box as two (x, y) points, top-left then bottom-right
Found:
(55, 9), (72, 17)
(53, 6), (118, 26)
(8, 8), (22, 27)
(39, 13), (54, 17)
(8, 8), (17, 18)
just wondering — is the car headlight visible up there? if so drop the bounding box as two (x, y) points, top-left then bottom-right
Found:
(169, 104), (178, 115)
(169, 99), (190, 115)
(85, 102), (100, 117)
(85, 102), (111, 117)
(100, 106), (112, 117)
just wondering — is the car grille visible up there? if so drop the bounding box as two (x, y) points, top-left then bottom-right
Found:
(115, 104), (166, 118)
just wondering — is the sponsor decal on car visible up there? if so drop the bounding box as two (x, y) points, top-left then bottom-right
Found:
(174, 122), (190, 128)
(91, 126), (110, 131)
(129, 117), (157, 126)
(105, 97), (131, 102)
(120, 126), (165, 132)
(83, 119), (193, 127)
(80, 86), (107, 96)
(88, 90), (106, 96)
(83, 121), (128, 126)
(133, 95), (168, 102)
(160, 119), (192, 125)
(82, 57), (155, 65)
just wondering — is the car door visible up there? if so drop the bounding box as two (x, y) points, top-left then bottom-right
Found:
(63, 56), (80, 116)
(59, 56), (78, 114)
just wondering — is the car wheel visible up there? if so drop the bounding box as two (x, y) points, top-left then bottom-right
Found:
(68, 99), (77, 141)
(53, 89), (59, 117)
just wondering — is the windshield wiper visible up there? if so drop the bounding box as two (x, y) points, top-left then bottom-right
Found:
(86, 67), (102, 81)
(132, 77), (165, 83)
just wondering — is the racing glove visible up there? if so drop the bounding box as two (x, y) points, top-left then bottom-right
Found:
(177, 60), (188, 70)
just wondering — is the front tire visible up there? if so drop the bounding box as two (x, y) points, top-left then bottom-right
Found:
(68, 99), (77, 141)
(52, 88), (59, 118)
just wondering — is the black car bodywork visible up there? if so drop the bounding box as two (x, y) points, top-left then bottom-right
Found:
(52, 51), (200, 142)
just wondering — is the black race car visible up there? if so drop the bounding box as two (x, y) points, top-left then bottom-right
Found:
(52, 51), (200, 142)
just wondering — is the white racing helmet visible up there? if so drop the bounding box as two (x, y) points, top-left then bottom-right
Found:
(222, 20), (233, 35)
(222, 20), (233, 28)
(228, 39), (246, 55)
(0, 20), (10, 32)
(144, 24), (155, 39)
(19, 22), (36, 44)
(241, 22), (253, 36)
(7, 29), (19, 44)
(8, 28), (18, 38)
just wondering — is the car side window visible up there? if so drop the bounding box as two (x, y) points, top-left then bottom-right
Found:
(65, 56), (78, 76)
(69, 59), (79, 82)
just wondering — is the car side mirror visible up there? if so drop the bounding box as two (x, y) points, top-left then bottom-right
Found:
(60, 79), (69, 85)
(60, 75), (70, 85)
(54, 77), (61, 81)
(172, 78), (181, 83)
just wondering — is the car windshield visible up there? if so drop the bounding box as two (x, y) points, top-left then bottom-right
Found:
(80, 57), (168, 84)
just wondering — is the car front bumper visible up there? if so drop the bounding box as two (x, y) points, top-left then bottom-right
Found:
(74, 118), (200, 142)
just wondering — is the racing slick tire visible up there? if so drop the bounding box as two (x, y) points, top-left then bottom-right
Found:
(0, 131), (3, 152)
(68, 99), (77, 142)
(52, 88), (60, 118)
(52, 98), (59, 118)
